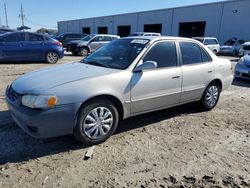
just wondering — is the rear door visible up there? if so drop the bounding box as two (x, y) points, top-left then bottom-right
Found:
(2, 33), (26, 61)
(179, 41), (214, 103)
(23, 33), (45, 61)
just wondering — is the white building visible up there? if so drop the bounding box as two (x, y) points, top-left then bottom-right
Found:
(57, 0), (250, 43)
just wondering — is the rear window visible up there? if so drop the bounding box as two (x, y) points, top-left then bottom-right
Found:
(243, 45), (250, 50)
(205, 39), (218, 45)
(28, 33), (44, 41)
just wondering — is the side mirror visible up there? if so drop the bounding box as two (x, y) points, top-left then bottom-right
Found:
(134, 61), (157, 72)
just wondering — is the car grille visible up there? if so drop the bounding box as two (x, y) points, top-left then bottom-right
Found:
(7, 86), (21, 102)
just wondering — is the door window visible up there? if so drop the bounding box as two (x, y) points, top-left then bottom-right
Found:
(179, 42), (211, 65)
(3, 33), (25, 42)
(143, 41), (177, 68)
(93, 36), (104, 42)
(28, 33), (44, 41)
(103, 36), (112, 41)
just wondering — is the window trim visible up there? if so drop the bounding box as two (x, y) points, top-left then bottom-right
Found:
(178, 40), (212, 67)
(133, 40), (180, 71)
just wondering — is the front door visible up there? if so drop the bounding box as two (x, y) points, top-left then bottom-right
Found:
(130, 41), (182, 114)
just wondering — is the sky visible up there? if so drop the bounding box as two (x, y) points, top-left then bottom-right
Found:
(0, 0), (227, 31)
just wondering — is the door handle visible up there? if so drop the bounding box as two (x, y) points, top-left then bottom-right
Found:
(208, 70), (213, 73)
(172, 75), (181, 79)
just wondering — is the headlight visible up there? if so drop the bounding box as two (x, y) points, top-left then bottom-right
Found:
(22, 95), (57, 109)
(238, 57), (244, 65)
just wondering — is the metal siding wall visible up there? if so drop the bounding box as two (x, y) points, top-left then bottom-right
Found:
(79, 18), (95, 33)
(93, 16), (113, 34)
(58, 22), (68, 34)
(219, 0), (250, 43)
(113, 14), (138, 35)
(138, 10), (173, 35)
(172, 4), (222, 38)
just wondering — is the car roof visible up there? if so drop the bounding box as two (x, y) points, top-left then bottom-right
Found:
(93, 34), (120, 37)
(125, 36), (197, 42)
(242, 42), (250, 46)
(193, 37), (217, 40)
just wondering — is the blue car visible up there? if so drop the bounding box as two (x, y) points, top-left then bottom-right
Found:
(0, 32), (64, 63)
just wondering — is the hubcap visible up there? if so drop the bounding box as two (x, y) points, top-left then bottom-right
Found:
(47, 52), (58, 63)
(206, 85), (219, 107)
(83, 107), (113, 139)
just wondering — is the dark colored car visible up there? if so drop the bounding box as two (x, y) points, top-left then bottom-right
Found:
(55, 33), (87, 47)
(0, 32), (64, 63)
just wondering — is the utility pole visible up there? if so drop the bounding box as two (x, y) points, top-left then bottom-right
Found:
(4, 2), (9, 27)
(19, 3), (25, 26)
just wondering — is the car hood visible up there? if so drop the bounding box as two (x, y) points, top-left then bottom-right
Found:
(67, 40), (81, 45)
(12, 62), (119, 94)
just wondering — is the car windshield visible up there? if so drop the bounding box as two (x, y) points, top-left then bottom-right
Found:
(81, 35), (95, 41)
(81, 38), (149, 69)
(224, 39), (236, 46)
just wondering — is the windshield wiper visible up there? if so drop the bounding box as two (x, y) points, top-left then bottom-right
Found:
(82, 59), (110, 68)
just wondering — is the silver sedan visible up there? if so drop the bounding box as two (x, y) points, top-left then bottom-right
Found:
(6, 36), (233, 145)
(235, 54), (250, 80)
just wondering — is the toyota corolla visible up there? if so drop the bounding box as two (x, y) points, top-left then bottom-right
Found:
(5, 36), (233, 145)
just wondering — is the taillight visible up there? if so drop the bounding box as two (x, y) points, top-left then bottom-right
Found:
(53, 41), (63, 47)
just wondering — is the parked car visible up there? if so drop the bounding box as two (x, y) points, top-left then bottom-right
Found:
(219, 38), (245, 56)
(239, 42), (250, 57)
(0, 32), (64, 63)
(235, 54), (250, 80)
(66, 34), (120, 56)
(129, 32), (161, 36)
(6, 36), (233, 145)
(193, 37), (220, 54)
(55, 33), (87, 47)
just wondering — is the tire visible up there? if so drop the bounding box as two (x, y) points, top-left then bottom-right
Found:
(74, 99), (119, 145)
(78, 47), (89, 56)
(200, 82), (220, 111)
(46, 51), (59, 64)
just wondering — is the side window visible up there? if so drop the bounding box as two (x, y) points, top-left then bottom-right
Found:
(3, 33), (25, 42)
(93, 36), (103, 42)
(103, 36), (112, 41)
(143, 41), (177, 68)
(28, 34), (44, 41)
(180, 42), (211, 65)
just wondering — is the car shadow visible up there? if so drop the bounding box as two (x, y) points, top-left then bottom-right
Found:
(232, 78), (250, 88)
(0, 102), (201, 165)
(0, 61), (48, 65)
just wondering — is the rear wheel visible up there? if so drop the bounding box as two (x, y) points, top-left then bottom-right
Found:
(74, 99), (119, 145)
(78, 47), (89, 56)
(46, 51), (59, 64)
(200, 82), (220, 111)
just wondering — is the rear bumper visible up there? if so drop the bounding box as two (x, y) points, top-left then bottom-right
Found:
(6, 90), (80, 139)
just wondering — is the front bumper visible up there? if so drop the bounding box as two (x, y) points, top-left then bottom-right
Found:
(5, 88), (80, 139)
(235, 63), (250, 80)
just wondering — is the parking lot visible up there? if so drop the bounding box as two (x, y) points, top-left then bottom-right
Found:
(0, 55), (249, 187)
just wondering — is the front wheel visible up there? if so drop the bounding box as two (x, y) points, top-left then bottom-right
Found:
(46, 51), (59, 64)
(200, 82), (220, 111)
(74, 99), (119, 145)
(78, 47), (89, 56)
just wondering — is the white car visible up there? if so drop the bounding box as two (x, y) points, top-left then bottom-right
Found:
(239, 42), (250, 57)
(129, 32), (161, 37)
(193, 37), (220, 54)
